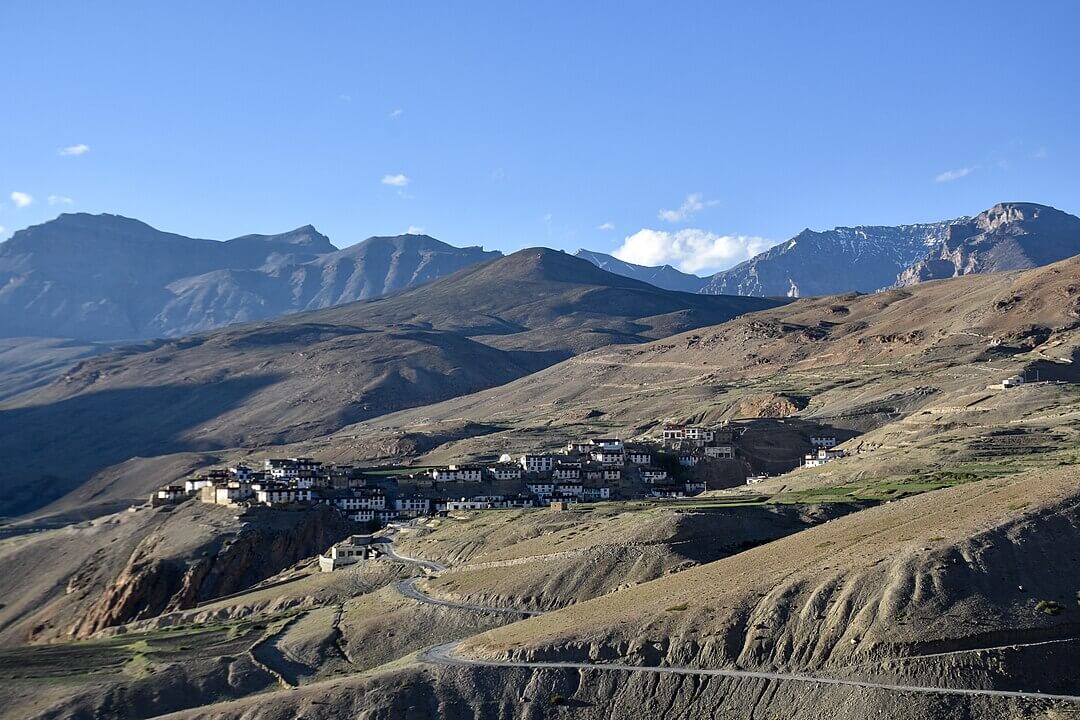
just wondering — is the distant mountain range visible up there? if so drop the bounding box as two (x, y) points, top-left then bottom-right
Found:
(0, 213), (499, 341)
(578, 202), (1080, 298)
(572, 250), (708, 293)
(3, 203), (1076, 346)
(0, 249), (780, 517)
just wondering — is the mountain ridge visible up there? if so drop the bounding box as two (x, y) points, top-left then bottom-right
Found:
(0, 214), (500, 340)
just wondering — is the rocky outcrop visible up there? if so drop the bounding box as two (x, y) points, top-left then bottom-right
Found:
(896, 202), (1080, 286)
(67, 505), (352, 638)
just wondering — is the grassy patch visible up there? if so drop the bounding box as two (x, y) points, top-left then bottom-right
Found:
(1035, 600), (1064, 616)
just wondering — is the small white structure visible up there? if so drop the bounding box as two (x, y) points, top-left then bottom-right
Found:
(626, 449), (653, 465)
(803, 448), (845, 468)
(319, 534), (378, 572)
(810, 436), (838, 449)
(1001, 375), (1025, 389)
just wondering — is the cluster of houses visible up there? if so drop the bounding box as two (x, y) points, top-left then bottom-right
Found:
(152, 424), (744, 527)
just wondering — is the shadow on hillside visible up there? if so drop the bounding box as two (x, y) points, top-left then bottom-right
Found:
(0, 375), (282, 517)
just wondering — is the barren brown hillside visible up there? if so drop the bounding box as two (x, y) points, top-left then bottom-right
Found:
(0, 249), (778, 518)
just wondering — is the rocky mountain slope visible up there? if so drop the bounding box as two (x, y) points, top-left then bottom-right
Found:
(897, 202), (1080, 286)
(700, 219), (958, 297)
(0, 213), (499, 340)
(0, 249), (780, 518)
(699, 202), (1080, 298)
(574, 249), (708, 292)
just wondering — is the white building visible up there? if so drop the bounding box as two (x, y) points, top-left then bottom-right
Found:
(590, 448), (623, 464)
(641, 467), (668, 483)
(591, 438), (624, 451)
(582, 486), (612, 501)
(184, 477), (214, 493)
(684, 427), (714, 444)
(319, 534), (378, 572)
(1002, 375), (1025, 389)
(488, 463), (522, 481)
(685, 480), (706, 495)
(395, 496), (430, 517)
(256, 487), (313, 505)
(626, 449), (652, 465)
(431, 464), (484, 482)
(679, 452), (700, 467)
(553, 464), (582, 480)
(663, 424), (686, 442)
(802, 448), (845, 468)
(527, 481), (555, 497)
(810, 436), (837, 449)
(520, 454), (555, 473)
(704, 445), (735, 460)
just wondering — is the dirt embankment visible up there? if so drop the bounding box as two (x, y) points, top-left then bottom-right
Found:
(0, 501), (353, 644)
(68, 504), (353, 639)
(462, 467), (1080, 695)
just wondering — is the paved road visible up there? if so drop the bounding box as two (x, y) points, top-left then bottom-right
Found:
(395, 577), (542, 617)
(421, 640), (1080, 704)
(377, 537), (449, 573)
(383, 538), (1080, 705)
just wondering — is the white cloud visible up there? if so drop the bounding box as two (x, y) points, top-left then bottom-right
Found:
(48, 195), (73, 205)
(658, 192), (718, 223)
(613, 228), (773, 274)
(389, 108), (403, 119)
(10, 191), (33, 208)
(58, 144), (90, 156)
(597, 221), (615, 231)
(1034, 146), (1048, 159)
(934, 167), (975, 183)
(0, 226), (5, 236)
(405, 225), (425, 234)
(381, 173), (410, 187)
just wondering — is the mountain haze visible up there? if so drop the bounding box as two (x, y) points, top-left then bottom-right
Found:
(0, 214), (500, 341)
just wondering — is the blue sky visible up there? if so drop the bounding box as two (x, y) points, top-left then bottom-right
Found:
(2, 1), (1078, 274)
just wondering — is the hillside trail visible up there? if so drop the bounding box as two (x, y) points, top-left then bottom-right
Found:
(378, 529), (1080, 704)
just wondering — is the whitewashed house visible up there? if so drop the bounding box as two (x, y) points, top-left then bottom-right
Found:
(520, 454), (555, 473)
(704, 445), (735, 460)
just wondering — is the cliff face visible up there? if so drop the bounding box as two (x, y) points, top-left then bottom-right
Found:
(58, 504), (353, 640)
(896, 202), (1080, 286)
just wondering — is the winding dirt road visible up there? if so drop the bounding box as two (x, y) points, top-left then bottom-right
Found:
(381, 537), (1080, 705)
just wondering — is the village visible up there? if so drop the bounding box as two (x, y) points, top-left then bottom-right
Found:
(153, 422), (847, 528)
